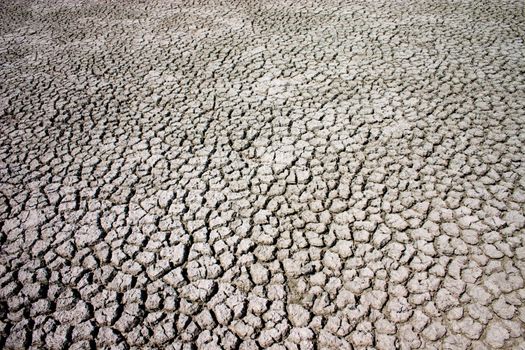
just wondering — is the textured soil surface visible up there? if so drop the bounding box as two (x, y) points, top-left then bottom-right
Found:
(1, 0), (525, 349)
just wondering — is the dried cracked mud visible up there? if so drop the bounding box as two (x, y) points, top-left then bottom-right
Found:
(0, 0), (525, 349)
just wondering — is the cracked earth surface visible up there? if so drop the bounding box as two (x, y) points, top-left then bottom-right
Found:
(1, 0), (525, 349)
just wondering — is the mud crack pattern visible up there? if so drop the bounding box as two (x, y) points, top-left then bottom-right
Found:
(1, 0), (525, 349)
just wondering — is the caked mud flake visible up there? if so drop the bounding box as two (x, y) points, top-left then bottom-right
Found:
(0, 0), (524, 349)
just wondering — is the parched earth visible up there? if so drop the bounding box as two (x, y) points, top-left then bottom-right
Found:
(0, 0), (524, 349)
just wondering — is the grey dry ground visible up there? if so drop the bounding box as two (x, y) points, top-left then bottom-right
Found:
(0, 0), (524, 349)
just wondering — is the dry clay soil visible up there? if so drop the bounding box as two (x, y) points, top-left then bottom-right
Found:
(1, 0), (525, 349)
